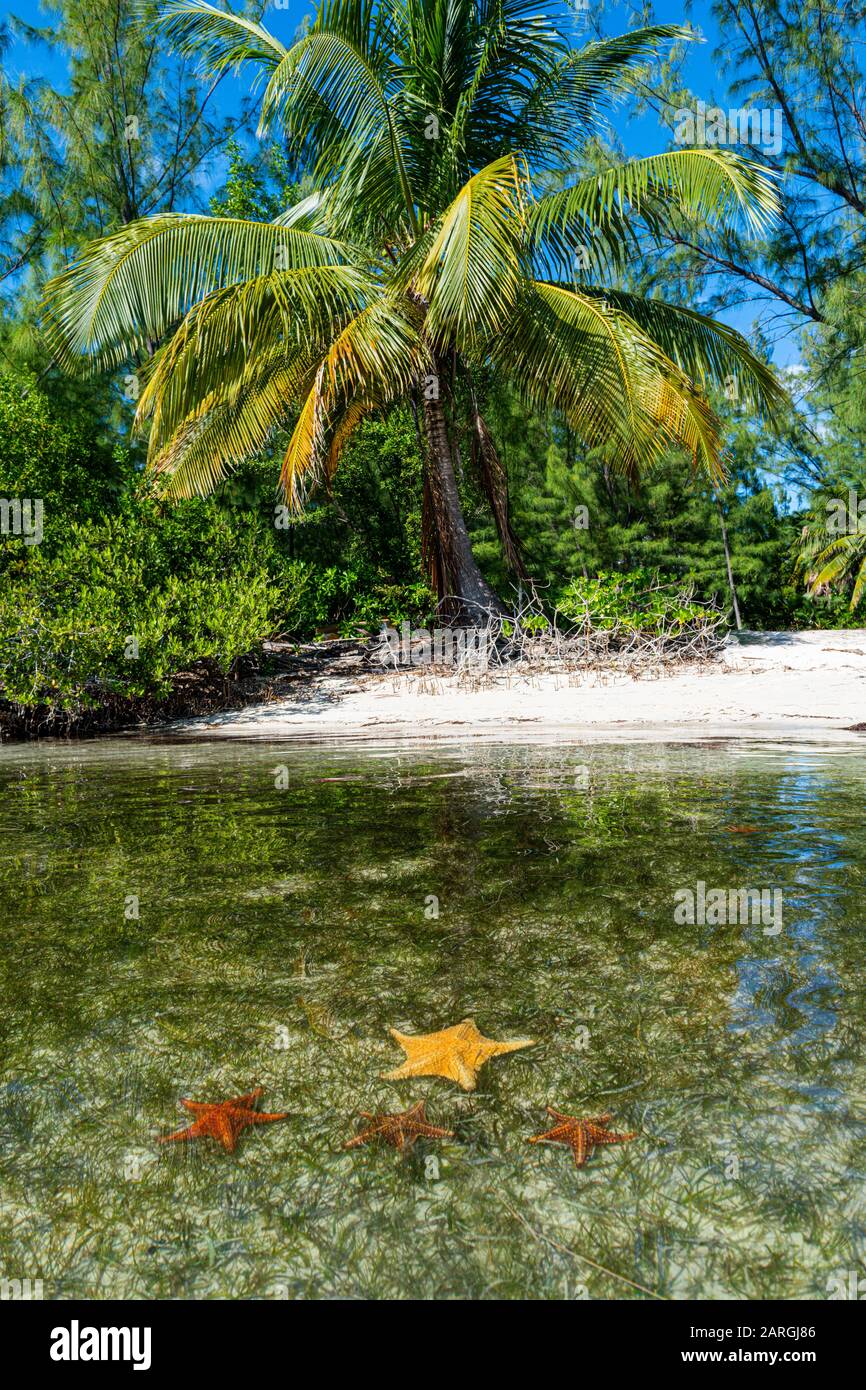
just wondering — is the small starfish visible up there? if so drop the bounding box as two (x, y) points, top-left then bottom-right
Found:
(158, 1087), (288, 1153)
(382, 1017), (534, 1091)
(528, 1109), (636, 1168)
(344, 1100), (454, 1151)
(726, 824), (760, 834)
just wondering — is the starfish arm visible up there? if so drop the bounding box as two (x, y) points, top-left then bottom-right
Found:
(416, 1123), (454, 1139)
(214, 1116), (237, 1151)
(180, 1100), (212, 1113)
(490, 1037), (535, 1056)
(388, 1051), (470, 1085)
(452, 1056), (478, 1091)
(229, 1088), (264, 1109)
(593, 1129), (637, 1145)
(381, 1061), (418, 1082)
(247, 1110), (289, 1124)
(344, 1129), (375, 1149)
(345, 1114), (387, 1148)
(571, 1126), (588, 1167)
(529, 1123), (574, 1144)
(158, 1122), (201, 1144)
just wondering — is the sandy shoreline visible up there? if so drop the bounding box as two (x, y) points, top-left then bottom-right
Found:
(171, 629), (866, 743)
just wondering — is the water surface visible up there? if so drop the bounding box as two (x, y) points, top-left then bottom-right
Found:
(1, 737), (865, 1300)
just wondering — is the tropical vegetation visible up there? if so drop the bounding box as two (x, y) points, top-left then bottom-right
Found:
(39, 0), (784, 619)
(0, 0), (864, 731)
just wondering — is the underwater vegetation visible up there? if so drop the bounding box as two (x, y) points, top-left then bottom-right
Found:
(1, 739), (865, 1300)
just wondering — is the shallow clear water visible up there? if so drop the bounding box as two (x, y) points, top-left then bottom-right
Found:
(1, 736), (866, 1300)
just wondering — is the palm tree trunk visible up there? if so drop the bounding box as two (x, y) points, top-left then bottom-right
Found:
(715, 492), (743, 631)
(422, 388), (507, 620)
(472, 406), (527, 579)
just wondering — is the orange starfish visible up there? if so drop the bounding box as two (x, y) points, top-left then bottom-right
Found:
(344, 1100), (454, 1152)
(382, 1017), (534, 1091)
(528, 1108), (636, 1168)
(158, 1086), (288, 1153)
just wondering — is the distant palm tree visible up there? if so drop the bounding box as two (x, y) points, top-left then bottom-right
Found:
(797, 513), (866, 610)
(41, 0), (784, 617)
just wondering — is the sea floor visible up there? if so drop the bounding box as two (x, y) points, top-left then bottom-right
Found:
(1, 737), (865, 1299)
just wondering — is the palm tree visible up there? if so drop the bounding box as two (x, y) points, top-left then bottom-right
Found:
(797, 511), (866, 611)
(41, 0), (784, 620)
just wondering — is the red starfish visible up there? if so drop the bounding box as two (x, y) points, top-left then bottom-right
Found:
(344, 1100), (454, 1152)
(158, 1087), (288, 1153)
(528, 1109), (636, 1168)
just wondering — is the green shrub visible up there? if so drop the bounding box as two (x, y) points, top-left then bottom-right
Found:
(0, 371), (127, 561)
(0, 373), (439, 724)
(0, 514), (295, 711)
(555, 569), (721, 636)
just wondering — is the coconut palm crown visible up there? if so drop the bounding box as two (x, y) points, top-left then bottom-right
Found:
(41, 0), (785, 616)
(797, 510), (866, 611)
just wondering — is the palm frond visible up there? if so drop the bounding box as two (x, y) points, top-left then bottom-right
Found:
(151, 348), (302, 498)
(326, 397), (374, 479)
(512, 24), (696, 161)
(40, 215), (354, 372)
(145, 0), (287, 77)
(410, 154), (525, 349)
(320, 295), (428, 398)
(489, 279), (724, 478)
(259, 19), (417, 233)
(433, 0), (566, 169)
(529, 148), (780, 276)
(581, 289), (785, 419)
(137, 264), (374, 453)
(280, 366), (329, 510)
(807, 528), (866, 609)
(260, 27), (392, 141)
(279, 294), (429, 504)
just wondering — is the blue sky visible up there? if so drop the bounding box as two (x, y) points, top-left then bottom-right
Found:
(4, 1), (728, 127)
(3, 1), (728, 112)
(2, 1), (800, 365)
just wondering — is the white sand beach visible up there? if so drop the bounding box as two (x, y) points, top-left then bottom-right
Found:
(171, 629), (866, 743)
